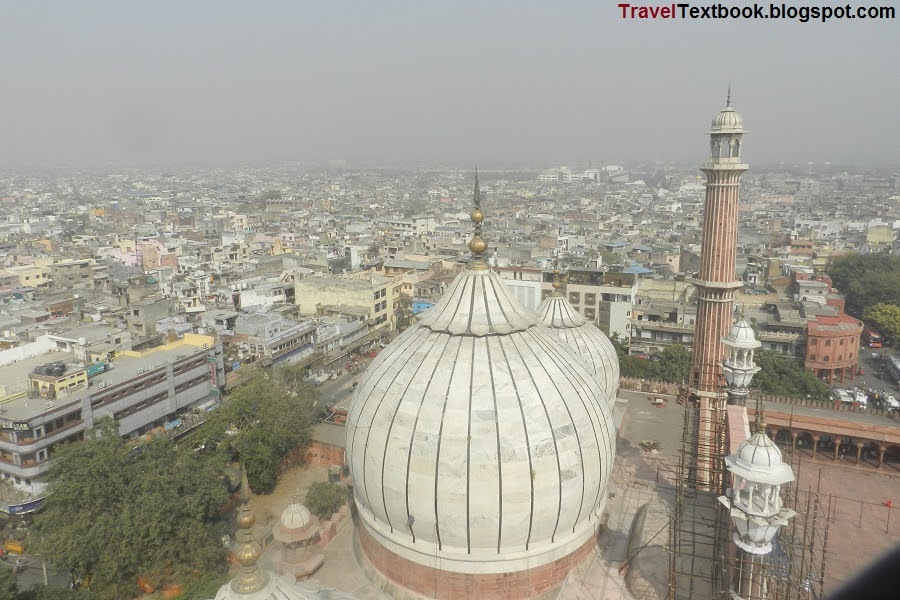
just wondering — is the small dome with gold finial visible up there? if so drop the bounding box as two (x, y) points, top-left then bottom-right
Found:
(211, 469), (356, 600)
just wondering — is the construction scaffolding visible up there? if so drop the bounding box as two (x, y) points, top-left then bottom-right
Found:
(666, 387), (831, 600)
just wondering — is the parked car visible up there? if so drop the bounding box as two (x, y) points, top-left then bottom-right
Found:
(833, 389), (853, 404)
(884, 394), (899, 411)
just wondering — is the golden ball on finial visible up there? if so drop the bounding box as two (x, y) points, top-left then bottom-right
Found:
(235, 542), (261, 567)
(470, 209), (484, 224)
(236, 506), (256, 529)
(469, 236), (487, 254)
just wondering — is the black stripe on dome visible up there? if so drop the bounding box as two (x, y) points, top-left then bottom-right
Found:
(403, 332), (452, 544)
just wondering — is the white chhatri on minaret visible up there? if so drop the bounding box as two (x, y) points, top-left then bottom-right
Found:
(721, 318), (762, 402)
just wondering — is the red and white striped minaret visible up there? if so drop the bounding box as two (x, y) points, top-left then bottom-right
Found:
(689, 90), (748, 486)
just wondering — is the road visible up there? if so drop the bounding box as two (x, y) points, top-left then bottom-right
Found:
(833, 348), (899, 402)
(317, 354), (378, 412)
(0, 553), (70, 591)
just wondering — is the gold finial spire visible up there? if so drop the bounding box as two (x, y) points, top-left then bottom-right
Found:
(467, 168), (489, 270)
(230, 465), (269, 594)
(551, 256), (563, 297)
(754, 394), (766, 435)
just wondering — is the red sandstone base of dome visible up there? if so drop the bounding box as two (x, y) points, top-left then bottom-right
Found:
(356, 521), (599, 600)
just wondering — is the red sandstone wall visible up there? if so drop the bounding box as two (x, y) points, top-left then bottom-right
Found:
(304, 441), (345, 469)
(358, 522), (596, 600)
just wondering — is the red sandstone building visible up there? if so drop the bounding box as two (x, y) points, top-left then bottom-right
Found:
(805, 314), (863, 383)
(789, 271), (864, 383)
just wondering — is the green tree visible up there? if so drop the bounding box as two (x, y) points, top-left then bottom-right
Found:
(30, 419), (229, 599)
(257, 189), (283, 202)
(753, 350), (830, 401)
(305, 481), (351, 520)
(863, 303), (900, 342)
(395, 294), (413, 330)
(609, 332), (650, 379)
(827, 253), (900, 317)
(0, 566), (18, 600)
(19, 586), (102, 600)
(171, 569), (231, 600)
(194, 365), (319, 493)
(646, 344), (692, 383)
(598, 248), (622, 266)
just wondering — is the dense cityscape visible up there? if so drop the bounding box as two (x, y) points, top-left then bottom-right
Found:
(0, 141), (898, 598)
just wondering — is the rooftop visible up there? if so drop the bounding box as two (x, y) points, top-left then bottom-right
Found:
(0, 336), (216, 421)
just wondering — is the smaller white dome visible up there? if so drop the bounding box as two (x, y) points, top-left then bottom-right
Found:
(737, 433), (783, 467)
(709, 106), (744, 134)
(280, 502), (312, 530)
(725, 432), (794, 486)
(536, 292), (620, 405)
(722, 319), (761, 350)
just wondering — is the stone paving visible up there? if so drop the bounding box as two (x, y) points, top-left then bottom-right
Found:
(559, 391), (684, 600)
(789, 451), (900, 593)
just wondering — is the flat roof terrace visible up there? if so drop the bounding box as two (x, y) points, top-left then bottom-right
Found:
(0, 339), (215, 422)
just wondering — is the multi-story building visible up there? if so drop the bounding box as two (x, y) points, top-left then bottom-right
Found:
(294, 273), (394, 333)
(0, 271), (19, 291)
(50, 259), (94, 288)
(631, 298), (696, 351)
(805, 315), (863, 383)
(5, 265), (51, 289)
(231, 278), (294, 310)
(128, 296), (181, 338)
(558, 268), (637, 338)
(496, 266), (637, 336)
(0, 333), (224, 494)
(233, 312), (317, 366)
(376, 216), (435, 236)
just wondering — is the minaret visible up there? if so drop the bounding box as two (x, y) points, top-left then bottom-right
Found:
(689, 90), (748, 487)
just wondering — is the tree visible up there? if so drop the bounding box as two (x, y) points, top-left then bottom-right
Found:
(863, 303), (900, 343)
(19, 586), (102, 600)
(257, 190), (283, 202)
(30, 419), (229, 599)
(609, 332), (649, 379)
(0, 567), (18, 600)
(598, 248), (622, 266)
(827, 253), (900, 318)
(395, 294), (413, 330)
(646, 344), (692, 383)
(753, 350), (830, 401)
(305, 481), (351, 520)
(169, 570), (231, 600)
(193, 364), (319, 493)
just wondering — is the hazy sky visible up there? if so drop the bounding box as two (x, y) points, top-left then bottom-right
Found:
(2, 1), (897, 167)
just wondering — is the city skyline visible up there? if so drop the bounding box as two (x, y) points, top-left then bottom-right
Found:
(2, 1), (898, 168)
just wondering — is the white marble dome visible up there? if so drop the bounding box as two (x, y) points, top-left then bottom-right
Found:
(723, 319), (760, 349)
(345, 266), (616, 574)
(709, 105), (744, 134)
(537, 290), (619, 404)
(725, 431), (794, 486)
(280, 501), (312, 530)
